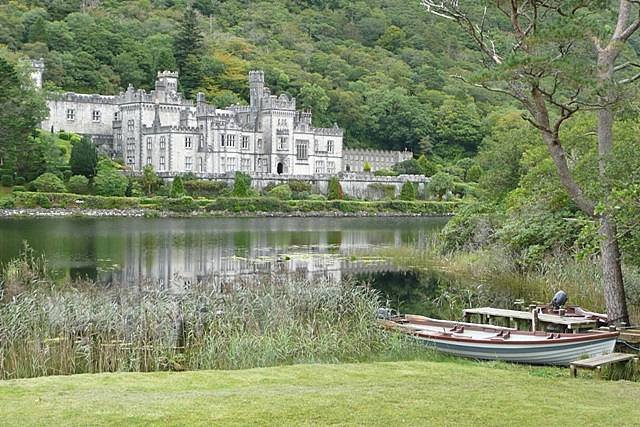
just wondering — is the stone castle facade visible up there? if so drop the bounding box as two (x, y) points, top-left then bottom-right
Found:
(39, 67), (411, 176)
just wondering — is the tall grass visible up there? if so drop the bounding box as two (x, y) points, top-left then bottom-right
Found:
(369, 238), (640, 324)
(1, 247), (422, 379)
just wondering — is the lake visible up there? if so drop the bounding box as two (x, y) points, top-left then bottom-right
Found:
(0, 216), (449, 292)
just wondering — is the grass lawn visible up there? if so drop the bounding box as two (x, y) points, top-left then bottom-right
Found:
(1, 360), (639, 426)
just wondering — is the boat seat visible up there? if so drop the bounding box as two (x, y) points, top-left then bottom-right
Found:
(490, 330), (511, 340)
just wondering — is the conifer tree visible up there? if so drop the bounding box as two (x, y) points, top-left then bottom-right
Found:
(173, 7), (203, 97)
(399, 181), (415, 201)
(327, 176), (343, 200)
(170, 175), (185, 197)
(69, 135), (98, 178)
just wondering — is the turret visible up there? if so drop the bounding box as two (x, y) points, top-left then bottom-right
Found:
(249, 70), (265, 109)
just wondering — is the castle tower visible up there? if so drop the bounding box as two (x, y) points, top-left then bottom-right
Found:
(30, 58), (44, 89)
(155, 71), (179, 95)
(249, 70), (265, 109)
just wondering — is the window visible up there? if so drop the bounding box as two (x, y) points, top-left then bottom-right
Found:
(160, 136), (166, 149)
(92, 110), (101, 123)
(185, 137), (192, 149)
(221, 134), (236, 147)
(315, 161), (325, 174)
(227, 157), (236, 171)
(257, 139), (262, 149)
(147, 156), (152, 165)
(277, 136), (288, 151)
(296, 140), (308, 160)
(241, 136), (249, 150)
(327, 161), (336, 174)
(66, 109), (75, 120)
(160, 156), (165, 171)
(327, 140), (334, 153)
(127, 119), (134, 131)
(257, 158), (263, 172)
(198, 158), (204, 172)
(146, 137), (152, 151)
(241, 158), (251, 171)
(114, 112), (120, 121)
(220, 157), (236, 172)
(185, 156), (192, 171)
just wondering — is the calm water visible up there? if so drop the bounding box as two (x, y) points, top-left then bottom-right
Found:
(0, 216), (448, 290)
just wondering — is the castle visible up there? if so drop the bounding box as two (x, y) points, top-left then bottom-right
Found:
(39, 68), (412, 177)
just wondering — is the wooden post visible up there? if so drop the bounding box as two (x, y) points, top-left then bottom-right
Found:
(531, 308), (539, 332)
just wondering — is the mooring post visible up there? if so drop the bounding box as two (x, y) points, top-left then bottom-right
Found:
(531, 307), (539, 332)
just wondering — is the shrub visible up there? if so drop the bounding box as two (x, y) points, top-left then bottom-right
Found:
(0, 196), (15, 208)
(466, 165), (484, 182)
(15, 176), (25, 185)
(32, 173), (67, 193)
(183, 180), (229, 198)
(66, 175), (90, 194)
(170, 175), (185, 198)
(1, 174), (13, 187)
(12, 186), (26, 192)
(36, 194), (51, 208)
(231, 171), (250, 197)
(93, 160), (128, 197)
(288, 180), (313, 194)
(162, 196), (198, 213)
(399, 181), (416, 201)
(374, 169), (399, 177)
(268, 184), (293, 200)
(327, 176), (343, 200)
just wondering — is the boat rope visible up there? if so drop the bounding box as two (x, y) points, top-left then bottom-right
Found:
(618, 339), (640, 352)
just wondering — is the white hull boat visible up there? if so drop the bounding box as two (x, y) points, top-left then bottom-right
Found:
(383, 314), (619, 366)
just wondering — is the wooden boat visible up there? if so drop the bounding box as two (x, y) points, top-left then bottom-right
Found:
(382, 313), (619, 366)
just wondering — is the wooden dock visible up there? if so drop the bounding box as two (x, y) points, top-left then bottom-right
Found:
(462, 307), (600, 333)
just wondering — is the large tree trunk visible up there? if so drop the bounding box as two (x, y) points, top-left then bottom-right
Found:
(599, 217), (629, 325)
(597, 100), (628, 326)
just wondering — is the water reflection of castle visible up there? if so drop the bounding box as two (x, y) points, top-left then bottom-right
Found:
(107, 226), (426, 289)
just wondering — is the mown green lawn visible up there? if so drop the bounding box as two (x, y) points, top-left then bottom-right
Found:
(1, 360), (639, 426)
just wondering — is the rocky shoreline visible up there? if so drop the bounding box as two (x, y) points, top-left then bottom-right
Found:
(0, 208), (450, 218)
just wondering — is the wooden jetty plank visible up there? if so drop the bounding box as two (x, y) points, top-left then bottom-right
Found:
(570, 353), (638, 378)
(463, 307), (600, 333)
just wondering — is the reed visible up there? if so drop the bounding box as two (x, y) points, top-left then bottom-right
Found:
(1, 252), (423, 379)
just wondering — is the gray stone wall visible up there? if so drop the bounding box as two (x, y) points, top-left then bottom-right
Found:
(154, 171), (429, 200)
(342, 148), (413, 172)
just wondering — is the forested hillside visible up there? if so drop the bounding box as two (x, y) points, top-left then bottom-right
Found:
(0, 0), (512, 158)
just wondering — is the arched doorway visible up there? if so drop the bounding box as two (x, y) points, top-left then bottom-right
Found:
(277, 162), (284, 174)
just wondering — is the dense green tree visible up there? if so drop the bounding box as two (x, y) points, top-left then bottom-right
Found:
(69, 135), (98, 178)
(421, 0), (640, 324)
(427, 172), (454, 201)
(433, 97), (485, 160)
(173, 7), (203, 96)
(93, 159), (128, 197)
(0, 56), (48, 174)
(392, 159), (422, 175)
(140, 164), (162, 197)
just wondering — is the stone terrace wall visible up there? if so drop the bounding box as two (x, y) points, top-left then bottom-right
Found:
(154, 171), (429, 200)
